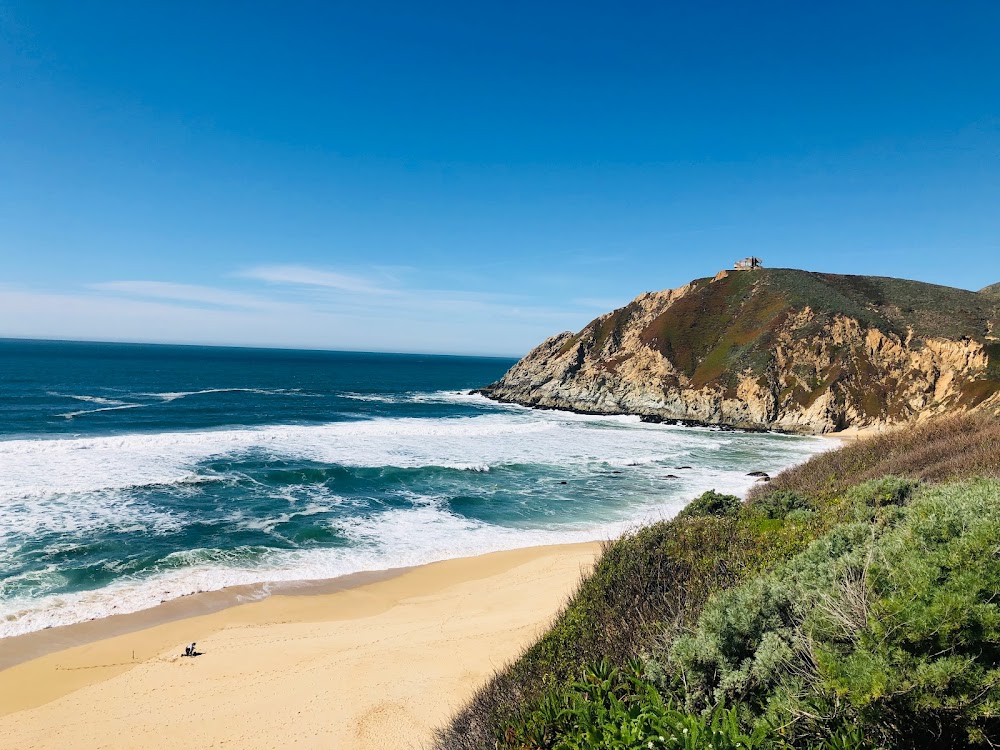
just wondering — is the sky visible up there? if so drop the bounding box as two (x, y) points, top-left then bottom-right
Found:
(1, 1), (998, 356)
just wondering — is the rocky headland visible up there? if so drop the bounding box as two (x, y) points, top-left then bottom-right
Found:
(480, 268), (1000, 433)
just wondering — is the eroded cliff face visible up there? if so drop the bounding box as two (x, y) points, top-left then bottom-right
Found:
(482, 270), (1000, 434)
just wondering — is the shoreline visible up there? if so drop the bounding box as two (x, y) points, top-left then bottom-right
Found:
(0, 566), (405, 672)
(0, 540), (601, 749)
(474, 388), (887, 438)
(473, 389), (796, 434)
(0, 417), (837, 663)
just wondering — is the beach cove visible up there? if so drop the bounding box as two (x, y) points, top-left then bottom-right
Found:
(0, 342), (830, 747)
(0, 542), (600, 749)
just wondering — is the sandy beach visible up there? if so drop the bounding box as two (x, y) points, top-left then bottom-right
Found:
(0, 542), (601, 749)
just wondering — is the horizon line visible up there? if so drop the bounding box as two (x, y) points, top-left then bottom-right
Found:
(0, 335), (523, 361)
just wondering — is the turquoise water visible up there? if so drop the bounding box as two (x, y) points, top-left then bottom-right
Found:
(0, 339), (827, 637)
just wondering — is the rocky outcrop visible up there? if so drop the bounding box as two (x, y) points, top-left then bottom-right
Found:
(481, 269), (1000, 434)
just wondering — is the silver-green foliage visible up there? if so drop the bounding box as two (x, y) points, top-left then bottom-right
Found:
(662, 477), (1000, 746)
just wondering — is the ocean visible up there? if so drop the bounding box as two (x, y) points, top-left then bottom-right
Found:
(0, 339), (827, 638)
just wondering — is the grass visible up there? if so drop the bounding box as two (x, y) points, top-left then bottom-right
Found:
(771, 270), (1000, 342)
(434, 412), (1000, 750)
(638, 271), (788, 390)
(748, 413), (1000, 504)
(591, 302), (641, 354)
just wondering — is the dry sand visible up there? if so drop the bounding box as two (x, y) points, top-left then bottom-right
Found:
(0, 542), (600, 749)
(822, 424), (889, 441)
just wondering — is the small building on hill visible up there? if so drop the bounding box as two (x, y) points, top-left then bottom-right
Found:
(734, 256), (763, 270)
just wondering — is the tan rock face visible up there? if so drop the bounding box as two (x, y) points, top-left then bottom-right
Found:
(482, 272), (1000, 434)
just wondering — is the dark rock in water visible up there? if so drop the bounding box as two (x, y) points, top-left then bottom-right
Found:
(640, 414), (744, 430)
(662, 474), (680, 479)
(559, 480), (568, 484)
(747, 471), (770, 477)
(611, 470), (623, 474)
(675, 466), (692, 470)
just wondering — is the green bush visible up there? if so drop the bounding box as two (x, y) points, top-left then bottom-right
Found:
(505, 660), (875, 750)
(842, 475), (920, 508)
(663, 479), (1000, 747)
(440, 485), (841, 749)
(678, 490), (742, 519)
(664, 522), (872, 714)
(746, 490), (811, 519)
(504, 660), (773, 750)
(814, 479), (1000, 747)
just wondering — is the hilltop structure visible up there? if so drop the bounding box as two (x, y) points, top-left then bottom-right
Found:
(734, 256), (763, 270)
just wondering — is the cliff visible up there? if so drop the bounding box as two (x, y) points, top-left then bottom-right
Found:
(481, 268), (1000, 433)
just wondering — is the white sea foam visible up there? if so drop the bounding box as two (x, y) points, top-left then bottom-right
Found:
(0, 413), (827, 533)
(50, 394), (130, 406)
(0, 499), (640, 637)
(58, 403), (149, 419)
(141, 387), (307, 402)
(0, 409), (831, 637)
(0, 414), (703, 501)
(49, 388), (320, 418)
(339, 389), (517, 408)
(339, 392), (401, 403)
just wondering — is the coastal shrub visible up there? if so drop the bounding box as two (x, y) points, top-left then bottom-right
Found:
(437, 504), (829, 749)
(504, 659), (875, 750)
(662, 479), (1000, 747)
(677, 490), (742, 519)
(745, 489), (811, 520)
(842, 475), (919, 508)
(503, 659), (774, 750)
(814, 479), (1000, 747)
(663, 521), (872, 715)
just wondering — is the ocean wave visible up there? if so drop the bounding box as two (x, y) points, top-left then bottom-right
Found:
(58, 403), (149, 419)
(603, 454), (683, 467)
(140, 387), (312, 402)
(49, 387), (323, 418)
(48, 393), (130, 406)
(0, 502), (623, 638)
(450, 462), (492, 472)
(339, 391), (402, 403)
(0, 486), (187, 541)
(0, 406), (832, 637)
(338, 389), (481, 405)
(0, 414), (826, 505)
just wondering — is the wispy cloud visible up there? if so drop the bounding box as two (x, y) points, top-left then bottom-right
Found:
(90, 281), (282, 310)
(4, 258), (609, 355)
(239, 265), (395, 295)
(0, 285), (559, 356)
(235, 263), (584, 320)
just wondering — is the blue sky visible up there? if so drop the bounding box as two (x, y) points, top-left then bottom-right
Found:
(1, 1), (998, 356)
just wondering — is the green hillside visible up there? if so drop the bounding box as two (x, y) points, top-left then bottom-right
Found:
(980, 282), (1000, 297)
(436, 414), (1000, 749)
(638, 268), (999, 392)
